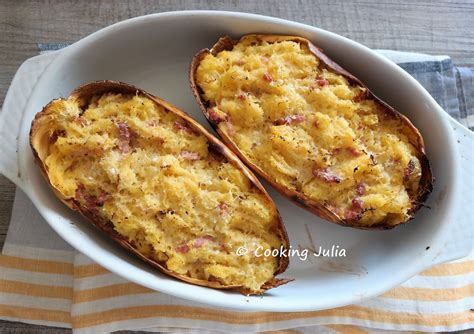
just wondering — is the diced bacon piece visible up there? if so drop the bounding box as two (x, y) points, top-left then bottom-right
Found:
(96, 191), (108, 207)
(274, 114), (306, 126)
(83, 196), (98, 210)
(404, 159), (416, 181)
(207, 108), (227, 124)
(75, 183), (85, 201)
(263, 73), (273, 82)
(312, 168), (341, 183)
(216, 202), (228, 215)
(175, 244), (190, 253)
(193, 235), (216, 248)
(117, 122), (131, 140)
(356, 182), (366, 196)
(65, 161), (78, 172)
(49, 130), (66, 144)
(75, 183), (108, 211)
(313, 120), (320, 128)
(289, 114), (305, 124)
(75, 116), (88, 127)
(348, 147), (361, 157)
(181, 150), (200, 161)
(332, 147), (361, 156)
(193, 238), (206, 248)
(315, 78), (329, 87)
(327, 205), (343, 217)
(118, 142), (131, 153)
(345, 209), (360, 221)
(49, 132), (58, 144)
(351, 197), (364, 210)
(379, 104), (396, 120)
(173, 121), (196, 135)
(353, 90), (368, 102)
(116, 121), (132, 153)
(237, 94), (246, 101)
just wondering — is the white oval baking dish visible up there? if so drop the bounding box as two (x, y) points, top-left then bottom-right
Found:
(0, 11), (472, 311)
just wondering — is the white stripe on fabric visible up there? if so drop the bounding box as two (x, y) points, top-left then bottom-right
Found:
(73, 273), (128, 290)
(73, 253), (97, 266)
(69, 296), (474, 332)
(2, 243), (74, 262)
(359, 296), (474, 314)
(466, 114), (474, 128)
(71, 293), (204, 314)
(0, 267), (72, 287)
(398, 271), (474, 289)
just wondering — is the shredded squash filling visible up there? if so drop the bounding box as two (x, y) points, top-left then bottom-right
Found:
(195, 37), (423, 226)
(42, 93), (283, 292)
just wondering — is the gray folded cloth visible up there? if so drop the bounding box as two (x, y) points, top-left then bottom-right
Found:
(375, 49), (473, 131)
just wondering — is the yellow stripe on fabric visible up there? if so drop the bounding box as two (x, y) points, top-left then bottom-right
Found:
(420, 260), (474, 276)
(71, 305), (474, 329)
(0, 304), (70, 323)
(383, 284), (473, 301)
(0, 255), (73, 275)
(69, 280), (474, 305)
(74, 264), (109, 278)
(326, 324), (368, 334)
(0, 280), (72, 299)
(260, 330), (302, 334)
(73, 283), (152, 303)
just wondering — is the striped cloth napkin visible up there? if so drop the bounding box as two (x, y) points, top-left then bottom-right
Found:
(0, 46), (472, 333)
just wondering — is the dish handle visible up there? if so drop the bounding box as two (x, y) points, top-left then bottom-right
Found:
(429, 118), (473, 267)
(0, 52), (58, 186)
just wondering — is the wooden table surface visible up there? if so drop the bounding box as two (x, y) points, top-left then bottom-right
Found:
(0, 0), (473, 332)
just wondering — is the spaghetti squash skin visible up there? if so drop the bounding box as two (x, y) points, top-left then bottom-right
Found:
(30, 81), (290, 294)
(190, 35), (432, 229)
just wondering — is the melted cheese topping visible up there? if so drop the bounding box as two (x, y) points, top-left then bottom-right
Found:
(42, 93), (283, 292)
(195, 37), (422, 226)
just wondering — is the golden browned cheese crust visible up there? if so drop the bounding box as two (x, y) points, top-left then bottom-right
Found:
(191, 35), (432, 229)
(30, 81), (290, 294)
